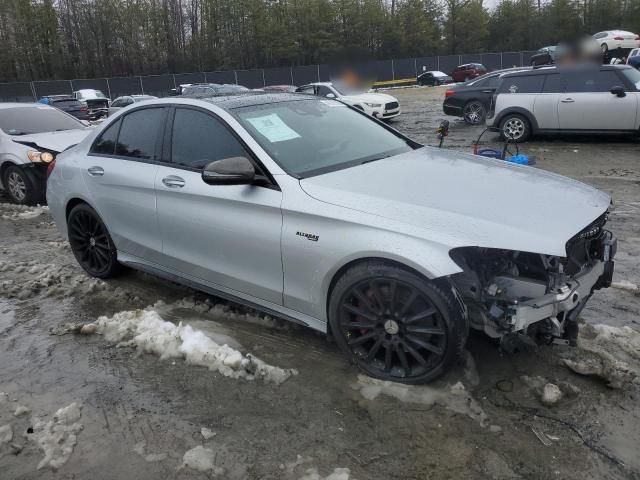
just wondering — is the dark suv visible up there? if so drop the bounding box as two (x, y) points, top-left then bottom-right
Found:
(442, 68), (529, 124)
(450, 63), (487, 83)
(37, 95), (89, 121)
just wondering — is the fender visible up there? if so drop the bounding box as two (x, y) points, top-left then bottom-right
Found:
(494, 106), (539, 133)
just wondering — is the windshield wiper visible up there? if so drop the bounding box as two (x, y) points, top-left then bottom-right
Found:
(361, 154), (392, 165)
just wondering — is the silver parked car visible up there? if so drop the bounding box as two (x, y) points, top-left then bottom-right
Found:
(108, 95), (158, 116)
(0, 103), (90, 204)
(487, 64), (640, 141)
(47, 95), (616, 383)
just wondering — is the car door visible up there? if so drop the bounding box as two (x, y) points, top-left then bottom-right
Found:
(154, 106), (284, 305)
(533, 73), (564, 130)
(84, 106), (166, 263)
(558, 69), (637, 130)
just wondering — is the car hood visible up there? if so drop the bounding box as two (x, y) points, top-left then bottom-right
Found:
(12, 129), (91, 153)
(340, 92), (398, 104)
(299, 147), (610, 257)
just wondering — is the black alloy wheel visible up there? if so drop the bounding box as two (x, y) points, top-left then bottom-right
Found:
(463, 101), (486, 125)
(67, 204), (121, 278)
(329, 262), (467, 384)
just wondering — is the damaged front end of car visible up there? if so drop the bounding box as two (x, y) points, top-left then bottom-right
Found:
(449, 213), (616, 348)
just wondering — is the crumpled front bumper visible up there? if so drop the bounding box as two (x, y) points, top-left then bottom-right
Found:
(506, 230), (616, 333)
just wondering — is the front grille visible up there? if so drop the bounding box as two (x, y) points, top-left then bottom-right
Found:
(385, 101), (399, 110)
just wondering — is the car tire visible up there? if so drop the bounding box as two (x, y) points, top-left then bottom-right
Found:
(462, 101), (486, 125)
(3, 165), (37, 205)
(328, 261), (468, 384)
(499, 113), (531, 142)
(67, 203), (122, 279)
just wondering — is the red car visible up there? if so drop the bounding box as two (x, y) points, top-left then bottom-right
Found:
(450, 63), (487, 82)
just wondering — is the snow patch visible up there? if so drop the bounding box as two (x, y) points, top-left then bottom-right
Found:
(611, 280), (639, 292)
(181, 445), (224, 475)
(33, 402), (83, 470)
(561, 324), (640, 388)
(78, 305), (297, 384)
(299, 467), (354, 480)
(0, 203), (49, 220)
(354, 375), (489, 427)
(0, 260), (112, 300)
(0, 424), (13, 445)
(201, 427), (216, 440)
(14, 404), (30, 416)
(133, 440), (167, 462)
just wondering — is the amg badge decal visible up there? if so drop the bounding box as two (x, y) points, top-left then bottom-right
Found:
(296, 231), (319, 242)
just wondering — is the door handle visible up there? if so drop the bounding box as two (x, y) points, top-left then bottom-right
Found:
(87, 166), (104, 176)
(561, 98), (575, 103)
(162, 175), (185, 188)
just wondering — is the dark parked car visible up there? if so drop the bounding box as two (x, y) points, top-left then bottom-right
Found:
(530, 46), (557, 66)
(450, 63), (487, 83)
(73, 89), (110, 120)
(37, 95), (89, 121)
(443, 68), (529, 124)
(417, 71), (454, 86)
(263, 85), (298, 93)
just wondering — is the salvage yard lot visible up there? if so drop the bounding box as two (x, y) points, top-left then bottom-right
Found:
(1, 86), (640, 480)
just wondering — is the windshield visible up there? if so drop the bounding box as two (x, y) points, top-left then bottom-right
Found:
(0, 106), (85, 135)
(621, 68), (640, 90)
(234, 99), (414, 177)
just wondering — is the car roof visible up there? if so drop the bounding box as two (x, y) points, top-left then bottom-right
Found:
(138, 93), (316, 112)
(0, 103), (54, 110)
(301, 82), (332, 87)
(501, 64), (633, 78)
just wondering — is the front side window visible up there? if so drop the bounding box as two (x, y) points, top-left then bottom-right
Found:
(115, 108), (164, 160)
(297, 86), (315, 95)
(234, 99), (413, 178)
(0, 106), (85, 135)
(171, 108), (249, 169)
(565, 70), (622, 93)
(90, 119), (120, 155)
(317, 86), (335, 97)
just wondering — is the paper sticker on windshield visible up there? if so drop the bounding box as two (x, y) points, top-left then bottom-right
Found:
(246, 114), (300, 142)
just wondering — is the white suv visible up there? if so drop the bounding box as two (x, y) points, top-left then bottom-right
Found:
(486, 65), (640, 142)
(295, 82), (401, 120)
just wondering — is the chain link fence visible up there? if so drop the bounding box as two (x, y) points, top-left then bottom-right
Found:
(0, 51), (539, 102)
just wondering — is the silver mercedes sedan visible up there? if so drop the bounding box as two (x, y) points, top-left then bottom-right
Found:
(46, 94), (616, 383)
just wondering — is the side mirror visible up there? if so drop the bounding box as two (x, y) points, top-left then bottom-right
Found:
(202, 157), (255, 185)
(610, 85), (626, 97)
(325, 93), (336, 99)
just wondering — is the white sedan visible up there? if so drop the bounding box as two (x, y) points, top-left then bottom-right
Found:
(296, 82), (400, 119)
(593, 30), (640, 53)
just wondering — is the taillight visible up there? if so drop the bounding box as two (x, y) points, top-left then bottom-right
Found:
(614, 36), (624, 40)
(445, 89), (455, 98)
(46, 158), (56, 179)
(636, 36), (640, 41)
(80, 105), (88, 111)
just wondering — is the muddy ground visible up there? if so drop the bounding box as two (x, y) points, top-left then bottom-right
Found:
(1, 86), (639, 480)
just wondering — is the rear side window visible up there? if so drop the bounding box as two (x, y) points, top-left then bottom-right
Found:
(498, 75), (544, 94)
(90, 119), (120, 155)
(115, 108), (164, 160)
(542, 74), (565, 93)
(565, 70), (623, 93)
(171, 108), (249, 169)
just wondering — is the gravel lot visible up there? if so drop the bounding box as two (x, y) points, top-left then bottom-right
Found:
(1, 86), (639, 480)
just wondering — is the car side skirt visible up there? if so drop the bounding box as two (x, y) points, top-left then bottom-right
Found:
(117, 251), (328, 333)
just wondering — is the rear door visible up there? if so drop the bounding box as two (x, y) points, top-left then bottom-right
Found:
(533, 73), (564, 130)
(84, 107), (167, 263)
(154, 106), (284, 304)
(558, 69), (637, 130)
